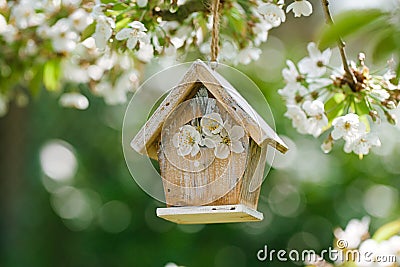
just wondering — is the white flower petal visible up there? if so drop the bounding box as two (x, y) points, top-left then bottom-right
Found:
(229, 125), (245, 140)
(215, 143), (230, 159)
(231, 140), (244, 154)
(307, 42), (320, 59)
(191, 144), (200, 156)
(115, 28), (132, 40)
(201, 112), (223, 136)
(59, 92), (89, 110)
(203, 137), (217, 148)
(129, 21), (147, 31)
(136, 42), (154, 62)
(126, 36), (138, 50)
(178, 144), (191, 156)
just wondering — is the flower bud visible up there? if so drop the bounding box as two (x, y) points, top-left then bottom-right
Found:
(384, 100), (397, 110)
(369, 110), (379, 122)
(385, 112), (397, 125)
(321, 135), (333, 154)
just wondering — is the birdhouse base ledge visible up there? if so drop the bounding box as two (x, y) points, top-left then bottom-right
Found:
(156, 204), (263, 224)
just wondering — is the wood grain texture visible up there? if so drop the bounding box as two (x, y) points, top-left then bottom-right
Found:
(131, 60), (288, 160)
(156, 204), (263, 224)
(239, 140), (268, 209)
(159, 99), (249, 206)
(130, 63), (200, 160)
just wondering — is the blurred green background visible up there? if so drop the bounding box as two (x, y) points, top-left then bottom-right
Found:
(1, 1), (399, 266)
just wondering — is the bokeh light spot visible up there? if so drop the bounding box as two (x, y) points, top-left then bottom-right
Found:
(40, 140), (77, 182)
(98, 200), (132, 233)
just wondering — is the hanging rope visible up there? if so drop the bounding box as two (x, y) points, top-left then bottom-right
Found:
(210, 0), (220, 64)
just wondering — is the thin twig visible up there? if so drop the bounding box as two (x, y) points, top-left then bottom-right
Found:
(321, 0), (358, 91)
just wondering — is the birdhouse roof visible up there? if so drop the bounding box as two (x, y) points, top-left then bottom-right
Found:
(131, 60), (288, 160)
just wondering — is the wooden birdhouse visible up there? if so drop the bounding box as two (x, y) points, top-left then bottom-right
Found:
(131, 60), (288, 224)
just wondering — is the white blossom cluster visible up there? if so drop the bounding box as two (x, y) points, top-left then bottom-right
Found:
(173, 112), (245, 160)
(92, 0), (313, 65)
(306, 217), (400, 267)
(0, 0), (313, 117)
(0, 0), (140, 114)
(280, 42), (400, 158)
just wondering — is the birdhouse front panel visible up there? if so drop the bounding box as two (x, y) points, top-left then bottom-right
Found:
(158, 85), (250, 207)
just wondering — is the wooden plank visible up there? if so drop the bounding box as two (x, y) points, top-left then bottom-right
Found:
(158, 99), (248, 206)
(239, 141), (269, 209)
(156, 204), (263, 224)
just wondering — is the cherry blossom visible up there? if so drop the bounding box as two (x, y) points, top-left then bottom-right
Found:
(172, 125), (201, 157)
(252, 19), (272, 46)
(284, 105), (308, 134)
(93, 13), (115, 50)
(11, 1), (44, 29)
(257, 3), (286, 28)
(214, 124), (245, 159)
(69, 9), (93, 32)
(93, 70), (138, 105)
(115, 21), (148, 50)
(344, 132), (381, 157)
(278, 60), (309, 101)
(59, 93), (89, 110)
(302, 100), (328, 137)
(280, 43), (398, 157)
(136, 42), (154, 62)
(235, 46), (262, 65)
(331, 113), (365, 142)
(286, 0), (313, 17)
(298, 42), (331, 77)
(48, 19), (78, 53)
(334, 217), (370, 249)
(282, 60), (303, 84)
(200, 113), (224, 136)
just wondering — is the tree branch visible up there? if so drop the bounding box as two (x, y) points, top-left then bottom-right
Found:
(321, 0), (358, 91)
(154, 0), (210, 22)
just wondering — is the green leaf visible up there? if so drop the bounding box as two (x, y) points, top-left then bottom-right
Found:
(372, 29), (398, 63)
(333, 92), (345, 103)
(325, 95), (345, 122)
(397, 59), (400, 77)
(227, 7), (246, 37)
(111, 3), (129, 11)
(116, 17), (131, 31)
(373, 219), (400, 242)
(81, 22), (96, 41)
(319, 9), (384, 49)
(43, 59), (61, 92)
(355, 98), (370, 116)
